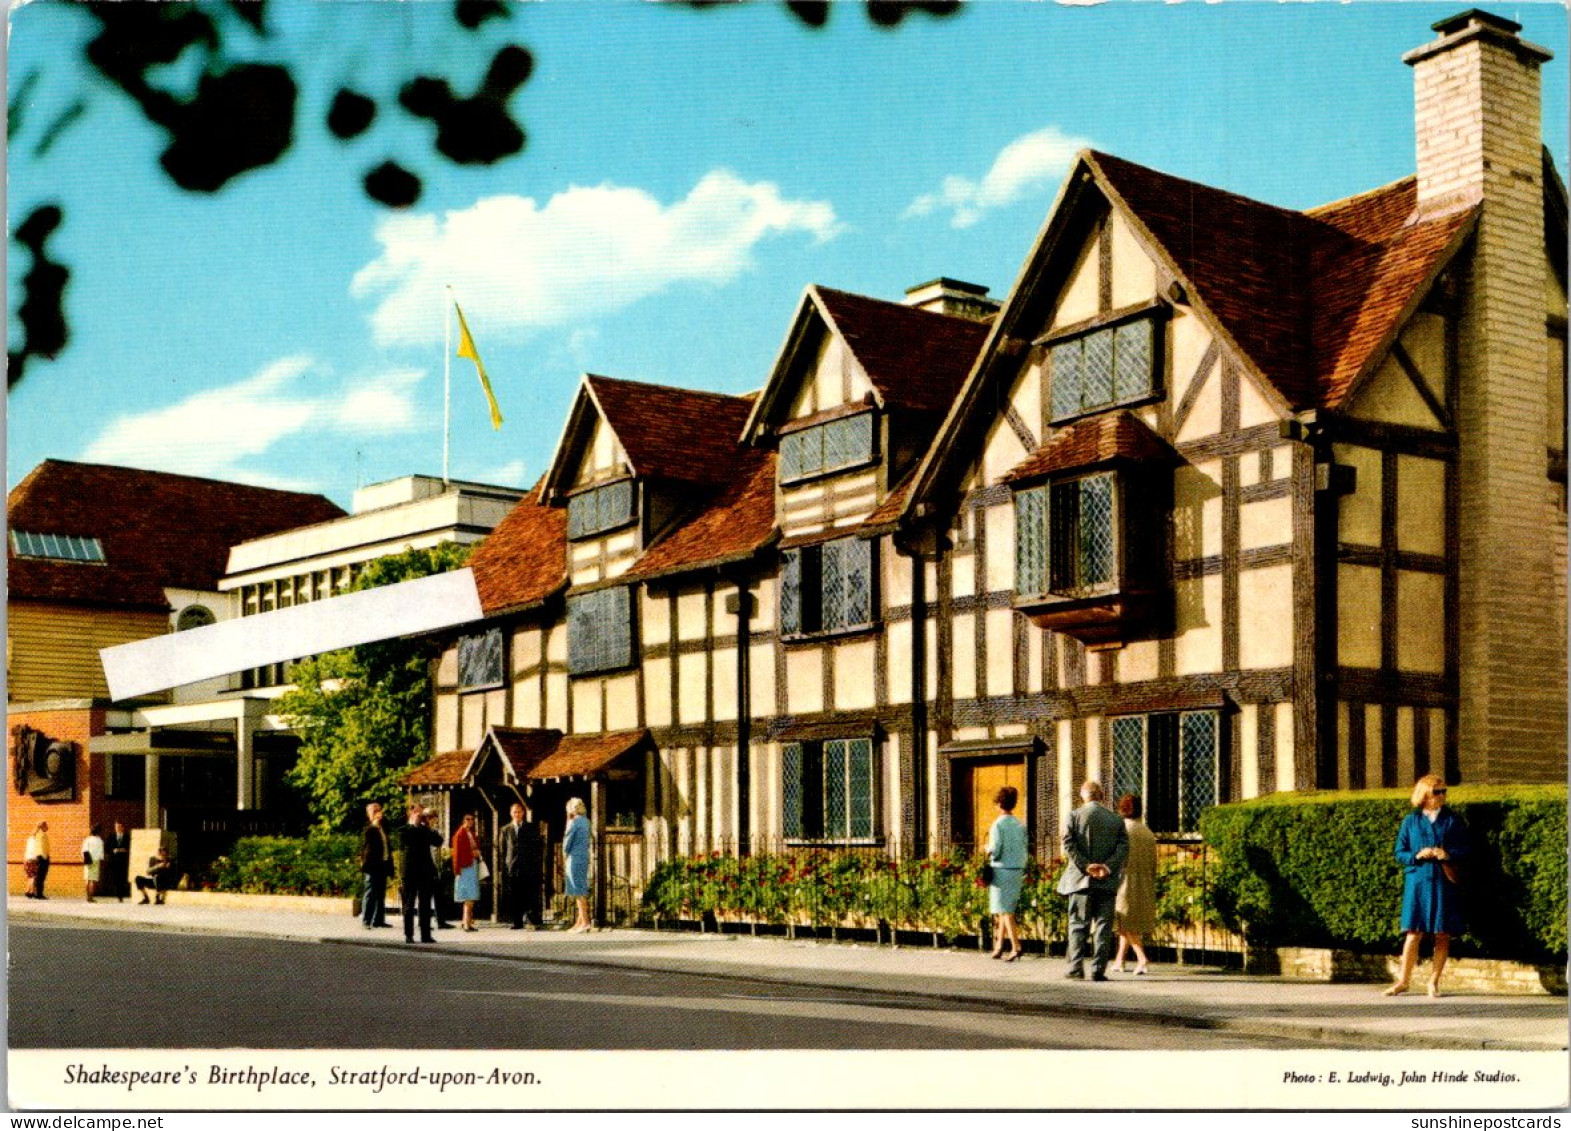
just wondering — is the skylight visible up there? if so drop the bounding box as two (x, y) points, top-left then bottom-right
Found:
(9, 530), (106, 562)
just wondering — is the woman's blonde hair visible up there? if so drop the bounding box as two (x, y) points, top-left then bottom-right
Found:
(1410, 773), (1448, 808)
(566, 797), (586, 819)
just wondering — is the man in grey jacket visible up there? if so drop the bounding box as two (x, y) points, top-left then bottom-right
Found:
(1056, 780), (1129, 981)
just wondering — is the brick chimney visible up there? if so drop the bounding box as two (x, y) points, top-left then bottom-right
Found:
(1404, 10), (1565, 782)
(902, 277), (999, 322)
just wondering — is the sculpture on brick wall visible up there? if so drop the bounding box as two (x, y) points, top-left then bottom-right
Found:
(11, 725), (78, 802)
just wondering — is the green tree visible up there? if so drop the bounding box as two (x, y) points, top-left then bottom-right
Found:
(278, 541), (471, 831)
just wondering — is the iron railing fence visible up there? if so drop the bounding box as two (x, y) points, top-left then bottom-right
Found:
(557, 832), (1243, 966)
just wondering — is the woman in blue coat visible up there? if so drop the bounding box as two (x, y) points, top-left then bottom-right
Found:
(1385, 774), (1468, 998)
(986, 786), (1029, 962)
(563, 797), (592, 932)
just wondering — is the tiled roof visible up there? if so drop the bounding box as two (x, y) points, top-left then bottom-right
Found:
(477, 726), (563, 781)
(814, 287), (991, 414)
(1003, 412), (1175, 485)
(528, 729), (650, 780)
(1090, 153), (1474, 411)
(586, 376), (756, 485)
(1092, 152), (1318, 407)
(467, 480), (567, 616)
(625, 451), (777, 581)
(401, 749), (473, 787)
(1306, 181), (1475, 409)
(865, 469), (916, 529)
(6, 460), (344, 609)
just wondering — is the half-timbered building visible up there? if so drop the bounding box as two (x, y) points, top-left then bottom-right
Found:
(417, 9), (1564, 903)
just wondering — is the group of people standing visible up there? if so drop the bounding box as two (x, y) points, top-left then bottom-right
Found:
(983, 780), (1157, 980)
(985, 773), (1467, 995)
(358, 797), (595, 943)
(21, 820), (173, 905)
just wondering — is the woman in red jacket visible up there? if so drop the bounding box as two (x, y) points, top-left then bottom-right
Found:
(452, 812), (484, 932)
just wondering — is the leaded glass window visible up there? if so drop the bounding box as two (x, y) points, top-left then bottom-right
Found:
(1107, 710), (1219, 836)
(1179, 711), (1218, 834)
(566, 479), (636, 540)
(1111, 716), (1146, 807)
(780, 537), (874, 636)
(458, 627), (506, 690)
(567, 586), (635, 675)
(782, 738), (876, 842)
(1047, 314), (1159, 422)
(778, 412), (876, 485)
(1015, 486), (1048, 597)
(1047, 473), (1117, 595)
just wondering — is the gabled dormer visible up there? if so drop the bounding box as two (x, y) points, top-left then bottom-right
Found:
(742, 283), (993, 543)
(540, 374), (756, 675)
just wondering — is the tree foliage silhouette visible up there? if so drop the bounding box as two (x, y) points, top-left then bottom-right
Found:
(8, 0), (957, 387)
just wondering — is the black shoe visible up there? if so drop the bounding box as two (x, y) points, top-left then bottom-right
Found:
(373, 922), (393, 928)
(510, 923), (524, 930)
(436, 922), (453, 930)
(1090, 972), (1109, 982)
(1064, 968), (1085, 980)
(420, 936), (437, 944)
(405, 937), (415, 944)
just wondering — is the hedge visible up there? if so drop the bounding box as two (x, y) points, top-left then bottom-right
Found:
(209, 832), (361, 897)
(1199, 785), (1567, 963)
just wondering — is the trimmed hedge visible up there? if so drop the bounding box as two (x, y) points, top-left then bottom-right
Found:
(209, 832), (361, 897)
(1200, 785), (1566, 963)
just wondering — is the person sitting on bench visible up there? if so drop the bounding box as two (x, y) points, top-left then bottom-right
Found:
(135, 846), (174, 904)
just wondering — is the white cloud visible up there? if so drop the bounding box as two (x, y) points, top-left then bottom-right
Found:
(905, 126), (1094, 229)
(465, 458), (528, 489)
(351, 170), (842, 347)
(82, 357), (426, 487)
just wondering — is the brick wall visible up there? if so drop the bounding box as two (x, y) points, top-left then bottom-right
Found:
(8, 705), (105, 897)
(1408, 16), (1567, 783)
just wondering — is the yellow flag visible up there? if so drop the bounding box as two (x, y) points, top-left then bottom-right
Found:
(454, 302), (503, 430)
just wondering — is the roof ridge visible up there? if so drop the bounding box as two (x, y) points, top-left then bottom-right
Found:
(584, 373), (753, 404)
(21, 457), (335, 499)
(1087, 150), (1309, 224)
(813, 283), (982, 324)
(1303, 174), (1418, 220)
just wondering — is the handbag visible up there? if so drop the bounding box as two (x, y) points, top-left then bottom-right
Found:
(1441, 860), (1460, 885)
(980, 861), (994, 886)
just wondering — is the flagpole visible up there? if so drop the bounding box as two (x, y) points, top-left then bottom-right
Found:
(443, 285), (453, 484)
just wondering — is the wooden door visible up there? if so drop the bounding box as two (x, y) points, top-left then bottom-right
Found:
(954, 758), (1027, 848)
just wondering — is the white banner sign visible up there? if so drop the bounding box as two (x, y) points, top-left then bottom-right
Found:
(100, 568), (486, 700)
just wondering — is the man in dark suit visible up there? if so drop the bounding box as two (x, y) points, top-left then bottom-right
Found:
(359, 802), (393, 929)
(499, 801), (543, 929)
(397, 805), (443, 943)
(1057, 780), (1129, 981)
(105, 822), (132, 902)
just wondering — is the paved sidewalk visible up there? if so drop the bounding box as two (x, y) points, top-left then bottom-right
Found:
(9, 895), (1567, 1051)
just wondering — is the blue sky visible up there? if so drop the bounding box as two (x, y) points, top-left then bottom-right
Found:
(8, 1), (1568, 509)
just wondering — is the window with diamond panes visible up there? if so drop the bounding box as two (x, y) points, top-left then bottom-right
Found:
(1048, 315), (1158, 422)
(567, 586), (635, 675)
(1179, 711), (1218, 834)
(1107, 710), (1218, 835)
(1111, 716), (1146, 807)
(567, 479), (635, 540)
(780, 537), (874, 636)
(1015, 486), (1048, 597)
(1047, 473), (1116, 595)
(779, 412), (875, 484)
(782, 738), (875, 842)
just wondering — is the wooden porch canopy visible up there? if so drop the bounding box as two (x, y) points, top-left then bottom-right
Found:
(457, 726), (654, 788)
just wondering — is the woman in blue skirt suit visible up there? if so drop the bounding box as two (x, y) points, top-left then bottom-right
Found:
(1385, 774), (1469, 998)
(986, 786), (1029, 962)
(563, 797), (592, 932)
